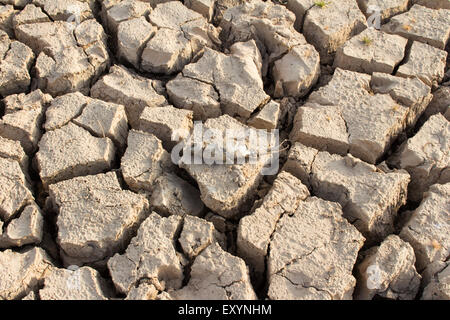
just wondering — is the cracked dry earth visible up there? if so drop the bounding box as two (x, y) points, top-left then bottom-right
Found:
(0, 0), (449, 301)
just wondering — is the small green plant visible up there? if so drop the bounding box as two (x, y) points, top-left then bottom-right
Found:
(362, 36), (373, 46)
(314, 1), (330, 8)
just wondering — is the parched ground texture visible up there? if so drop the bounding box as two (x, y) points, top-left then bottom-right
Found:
(0, 0), (449, 300)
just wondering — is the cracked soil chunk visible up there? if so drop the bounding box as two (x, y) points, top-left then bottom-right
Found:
(166, 73), (221, 121)
(272, 44), (320, 98)
(357, 0), (409, 22)
(291, 68), (421, 164)
(0, 89), (52, 154)
(0, 30), (35, 96)
(284, 143), (410, 242)
(267, 197), (365, 300)
(302, 0), (367, 64)
(180, 44), (269, 120)
(12, 4), (50, 27)
(121, 129), (174, 193)
(39, 266), (110, 300)
(0, 247), (53, 300)
(370, 72), (432, 128)
(247, 100), (280, 130)
(139, 105), (193, 151)
(421, 260), (450, 300)
(150, 173), (204, 218)
(178, 115), (276, 218)
(389, 113), (449, 202)
(49, 172), (149, 266)
(382, 4), (450, 50)
(117, 16), (155, 68)
(423, 86), (450, 120)
(400, 183), (450, 271)
(179, 215), (214, 259)
(141, 1), (220, 75)
(0, 136), (28, 172)
(90, 65), (167, 128)
(36, 122), (116, 188)
(334, 28), (408, 75)
(73, 99), (128, 149)
(396, 41), (447, 87)
(32, 0), (93, 22)
(238, 171), (310, 282)
(0, 202), (44, 248)
(411, 0), (450, 10)
(15, 19), (109, 96)
(0, 157), (33, 222)
(170, 242), (257, 300)
(44, 92), (93, 131)
(107, 213), (183, 295)
(355, 235), (421, 300)
(221, 1), (320, 98)
(185, 0), (214, 21)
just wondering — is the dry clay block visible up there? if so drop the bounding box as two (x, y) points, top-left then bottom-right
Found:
(0, 247), (53, 300)
(247, 100), (281, 130)
(139, 105), (193, 151)
(170, 243), (257, 300)
(121, 130), (203, 217)
(43, 92), (93, 131)
(0, 202), (44, 248)
(355, 235), (421, 300)
(141, 1), (220, 74)
(108, 213), (242, 300)
(91, 65), (167, 128)
(36, 122), (116, 188)
(44, 93), (129, 148)
(302, 0), (367, 64)
(179, 115), (276, 218)
(31, 0), (94, 22)
(357, 0), (409, 22)
(185, 0), (215, 21)
(0, 4), (16, 38)
(0, 136), (28, 172)
(0, 30), (34, 96)
(220, 0), (320, 98)
(284, 143), (410, 242)
(238, 171), (310, 281)
(334, 28), (408, 74)
(15, 19), (109, 96)
(120, 129), (174, 193)
(421, 260), (450, 300)
(48, 172), (149, 266)
(290, 68), (432, 164)
(73, 99), (128, 149)
(173, 42), (269, 120)
(411, 0), (450, 10)
(423, 86), (450, 120)
(12, 4), (50, 27)
(370, 72), (432, 129)
(389, 113), (449, 202)
(102, 0), (151, 34)
(400, 183), (450, 271)
(0, 90), (52, 154)
(107, 213), (183, 296)
(150, 173), (204, 218)
(396, 41), (447, 87)
(39, 266), (111, 300)
(166, 73), (221, 121)
(267, 196), (364, 300)
(0, 157), (33, 222)
(382, 5), (450, 50)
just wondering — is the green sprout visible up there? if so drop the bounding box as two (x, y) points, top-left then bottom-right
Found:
(314, 1), (330, 8)
(362, 36), (373, 46)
